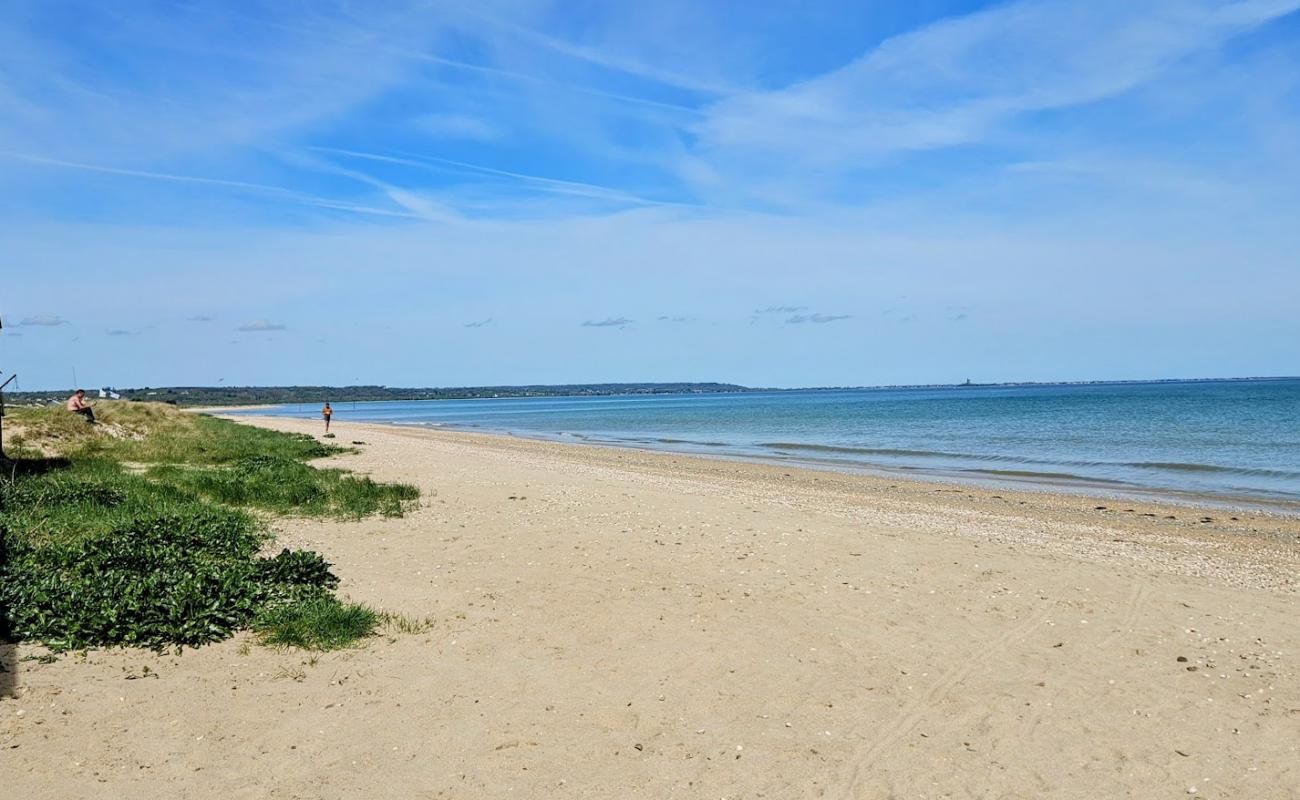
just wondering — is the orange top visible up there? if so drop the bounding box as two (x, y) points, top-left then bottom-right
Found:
(322, 405), (332, 417)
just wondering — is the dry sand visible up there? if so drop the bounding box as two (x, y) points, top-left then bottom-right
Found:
(3, 415), (1298, 799)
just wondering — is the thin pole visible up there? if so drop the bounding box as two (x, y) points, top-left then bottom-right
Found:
(0, 374), (15, 461)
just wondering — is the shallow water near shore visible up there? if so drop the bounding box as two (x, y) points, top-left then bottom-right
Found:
(233, 378), (1300, 507)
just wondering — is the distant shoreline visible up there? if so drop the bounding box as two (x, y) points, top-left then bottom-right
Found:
(9, 375), (1298, 407)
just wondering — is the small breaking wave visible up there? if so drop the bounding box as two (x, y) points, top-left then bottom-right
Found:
(757, 443), (1300, 482)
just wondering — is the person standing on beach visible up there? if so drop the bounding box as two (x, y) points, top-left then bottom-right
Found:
(322, 402), (333, 433)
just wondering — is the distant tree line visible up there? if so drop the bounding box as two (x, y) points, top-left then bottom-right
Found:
(6, 383), (754, 407)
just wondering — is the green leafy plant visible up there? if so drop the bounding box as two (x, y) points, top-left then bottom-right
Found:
(256, 549), (339, 591)
(0, 464), (341, 651)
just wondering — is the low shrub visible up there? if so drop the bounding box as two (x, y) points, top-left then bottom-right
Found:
(0, 485), (339, 651)
(0, 463), (348, 652)
(256, 548), (339, 592)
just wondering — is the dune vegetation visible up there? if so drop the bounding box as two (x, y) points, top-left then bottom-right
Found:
(0, 402), (418, 652)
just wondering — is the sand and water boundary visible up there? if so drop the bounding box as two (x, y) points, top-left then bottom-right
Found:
(3, 413), (1297, 797)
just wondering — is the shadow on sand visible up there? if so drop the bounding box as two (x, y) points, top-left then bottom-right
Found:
(0, 643), (14, 700)
(0, 505), (13, 699)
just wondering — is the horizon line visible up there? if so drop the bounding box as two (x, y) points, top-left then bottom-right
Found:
(7, 375), (1298, 396)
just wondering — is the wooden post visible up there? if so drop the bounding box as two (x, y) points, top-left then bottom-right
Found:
(0, 374), (15, 461)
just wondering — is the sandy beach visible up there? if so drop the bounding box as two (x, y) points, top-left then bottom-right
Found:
(3, 415), (1298, 799)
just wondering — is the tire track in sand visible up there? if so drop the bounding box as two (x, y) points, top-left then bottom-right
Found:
(839, 602), (1055, 798)
(1104, 584), (1150, 648)
(985, 584), (1150, 770)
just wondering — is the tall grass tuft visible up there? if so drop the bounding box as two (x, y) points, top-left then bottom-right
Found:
(253, 596), (378, 650)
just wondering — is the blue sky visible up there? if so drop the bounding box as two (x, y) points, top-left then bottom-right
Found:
(2, 0), (1298, 390)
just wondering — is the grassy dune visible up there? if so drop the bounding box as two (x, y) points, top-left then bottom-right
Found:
(0, 403), (418, 652)
(5, 401), (335, 462)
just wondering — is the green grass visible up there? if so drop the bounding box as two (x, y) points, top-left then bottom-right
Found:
(146, 456), (418, 519)
(0, 461), (344, 650)
(0, 459), (244, 548)
(0, 402), (419, 652)
(253, 595), (378, 650)
(6, 402), (341, 464)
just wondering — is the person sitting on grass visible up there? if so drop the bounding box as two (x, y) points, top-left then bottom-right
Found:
(66, 389), (95, 424)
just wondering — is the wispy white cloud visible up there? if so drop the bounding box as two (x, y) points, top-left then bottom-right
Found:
(0, 151), (425, 219)
(469, 11), (737, 96)
(691, 0), (1300, 200)
(309, 146), (693, 211)
(194, 1), (702, 116)
(20, 314), (68, 326)
(787, 312), (852, 324)
(0, 1), (442, 162)
(237, 319), (286, 332)
(582, 317), (632, 328)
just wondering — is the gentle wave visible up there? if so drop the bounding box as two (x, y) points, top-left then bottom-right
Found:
(758, 442), (1300, 480)
(964, 468), (1129, 485)
(760, 442), (961, 459)
(759, 442), (1074, 465)
(1124, 462), (1300, 479)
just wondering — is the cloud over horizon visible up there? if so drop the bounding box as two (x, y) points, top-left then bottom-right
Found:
(19, 314), (69, 326)
(237, 320), (287, 332)
(787, 313), (853, 325)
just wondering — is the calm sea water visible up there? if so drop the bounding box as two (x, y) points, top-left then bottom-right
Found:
(235, 379), (1300, 505)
